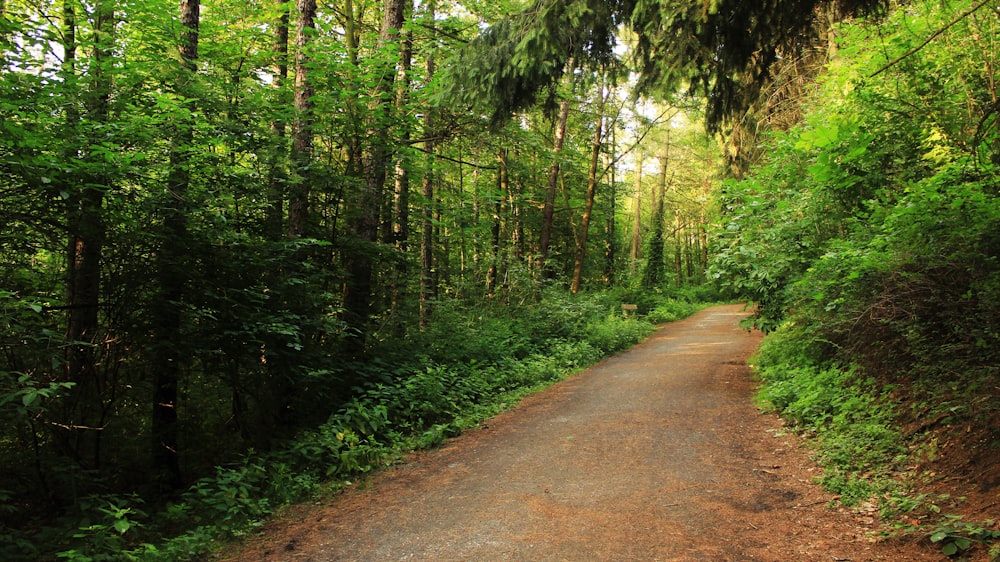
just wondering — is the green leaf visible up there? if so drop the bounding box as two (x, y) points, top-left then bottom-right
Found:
(113, 518), (131, 534)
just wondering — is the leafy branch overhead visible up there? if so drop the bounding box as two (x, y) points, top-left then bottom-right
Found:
(446, 0), (887, 128)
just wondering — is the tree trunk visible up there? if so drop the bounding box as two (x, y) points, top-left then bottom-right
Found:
(343, 0), (362, 176)
(390, 27), (412, 331)
(684, 221), (694, 282)
(265, 0), (289, 240)
(537, 98), (571, 280)
(152, 0), (198, 489)
(0, 0), (8, 67)
(419, 2), (436, 326)
(643, 149), (669, 288)
(570, 81), (605, 295)
(392, 30), (413, 249)
(509, 176), (525, 263)
(604, 122), (617, 285)
(63, 0), (109, 470)
(287, 0), (315, 239)
(700, 211), (709, 276)
(673, 212), (683, 286)
(629, 150), (643, 274)
(486, 149), (507, 299)
(344, 0), (405, 349)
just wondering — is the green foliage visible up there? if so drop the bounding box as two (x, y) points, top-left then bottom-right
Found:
(443, 0), (619, 125)
(447, 0), (885, 128)
(716, 3), (1000, 550)
(753, 328), (906, 506)
(0, 288), (699, 560)
(0, 372), (75, 425)
(583, 315), (653, 354)
(54, 496), (149, 562)
(928, 517), (1000, 559)
(646, 299), (702, 324)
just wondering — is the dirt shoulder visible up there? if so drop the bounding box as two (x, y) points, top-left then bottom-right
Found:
(219, 304), (944, 561)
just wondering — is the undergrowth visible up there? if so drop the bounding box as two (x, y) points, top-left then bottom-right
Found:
(5, 289), (714, 561)
(754, 325), (907, 506)
(753, 324), (1000, 560)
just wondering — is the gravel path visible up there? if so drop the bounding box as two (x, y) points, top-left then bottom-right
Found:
(221, 304), (940, 561)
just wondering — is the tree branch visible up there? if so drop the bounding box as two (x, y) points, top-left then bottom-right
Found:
(870, 0), (993, 77)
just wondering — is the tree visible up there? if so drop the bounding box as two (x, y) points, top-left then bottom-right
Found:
(151, 0), (199, 488)
(287, 0), (316, 239)
(60, 0), (111, 469)
(419, 0), (437, 326)
(643, 139), (670, 288)
(537, 75), (573, 281)
(629, 149), (644, 273)
(448, 0), (885, 131)
(265, 0), (290, 239)
(486, 148), (508, 298)
(344, 0), (407, 349)
(570, 77), (606, 294)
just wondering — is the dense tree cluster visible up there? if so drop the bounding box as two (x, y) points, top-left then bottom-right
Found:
(4, 0), (994, 556)
(0, 0), (720, 555)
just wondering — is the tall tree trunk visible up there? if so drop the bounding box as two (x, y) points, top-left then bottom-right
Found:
(419, 2), (436, 326)
(604, 122), (617, 285)
(265, 0), (289, 239)
(508, 166), (524, 263)
(486, 149), (507, 299)
(287, 0), (315, 239)
(673, 212), (683, 286)
(642, 147), (669, 288)
(61, 0), (114, 472)
(392, 30), (412, 249)
(344, 0), (405, 348)
(343, 0), (362, 176)
(700, 210), (709, 276)
(0, 0), (8, 67)
(570, 81), (606, 294)
(629, 150), (643, 274)
(390, 27), (412, 330)
(537, 98), (571, 280)
(684, 220), (694, 282)
(152, 0), (198, 489)
(418, 111), (434, 325)
(56, 0), (78, 476)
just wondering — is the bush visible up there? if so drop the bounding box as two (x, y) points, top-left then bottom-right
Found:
(647, 299), (701, 324)
(584, 315), (654, 354)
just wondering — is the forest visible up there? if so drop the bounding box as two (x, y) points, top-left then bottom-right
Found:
(1, 0), (998, 558)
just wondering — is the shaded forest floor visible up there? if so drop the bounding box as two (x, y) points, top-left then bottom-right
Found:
(217, 305), (986, 561)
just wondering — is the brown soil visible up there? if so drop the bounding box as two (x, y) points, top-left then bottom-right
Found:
(218, 304), (951, 561)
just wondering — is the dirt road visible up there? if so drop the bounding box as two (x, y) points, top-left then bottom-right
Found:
(222, 304), (940, 561)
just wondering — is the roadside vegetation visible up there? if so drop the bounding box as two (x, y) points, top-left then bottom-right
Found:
(711, 1), (1000, 558)
(2, 0), (727, 557)
(1, 289), (715, 561)
(4, 0), (997, 558)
